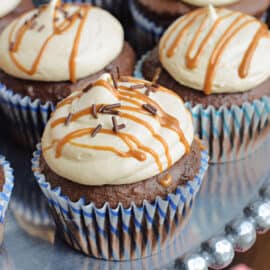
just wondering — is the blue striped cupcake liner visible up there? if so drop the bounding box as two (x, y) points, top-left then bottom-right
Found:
(0, 83), (54, 149)
(32, 144), (209, 260)
(129, 0), (165, 55)
(0, 156), (15, 226)
(135, 51), (270, 163)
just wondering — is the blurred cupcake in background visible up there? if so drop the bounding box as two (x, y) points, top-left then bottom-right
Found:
(0, 0), (33, 33)
(32, 73), (208, 260)
(129, 0), (270, 55)
(34, 0), (130, 25)
(0, 156), (15, 244)
(0, 0), (136, 149)
(136, 6), (270, 162)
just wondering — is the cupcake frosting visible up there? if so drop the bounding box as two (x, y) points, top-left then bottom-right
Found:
(0, 0), (21, 18)
(0, 0), (124, 82)
(159, 6), (270, 94)
(42, 74), (194, 186)
(182, 0), (239, 6)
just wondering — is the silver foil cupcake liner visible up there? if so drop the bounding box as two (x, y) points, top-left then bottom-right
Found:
(135, 52), (270, 163)
(32, 144), (209, 260)
(129, 0), (164, 55)
(0, 83), (54, 150)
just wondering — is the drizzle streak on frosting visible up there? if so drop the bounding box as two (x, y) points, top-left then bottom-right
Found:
(160, 7), (270, 94)
(47, 77), (191, 172)
(8, 2), (92, 82)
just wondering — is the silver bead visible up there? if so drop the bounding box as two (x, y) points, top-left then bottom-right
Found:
(205, 237), (234, 269)
(248, 200), (270, 233)
(227, 219), (256, 252)
(179, 254), (208, 270)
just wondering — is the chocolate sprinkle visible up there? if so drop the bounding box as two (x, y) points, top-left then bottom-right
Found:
(130, 84), (145, 89)
(91, 124), (102, 138)
(91, 104), (98, 119)
(64, 113), (72, 126)
(151, 83), (159, 89)
(112, 116), (118, 133)
(145, 84), (157, 96)
(116, 66), (120, 80)
(117, 123), (126, 130)
(142, 104), (157, 116)
(103, 103), (121, 111)
(82, 83), (93, 93)
(38, 25), (45, 32)
(98, 105), (106, 113)
(110, 72), (118, 89)
(101, 109), (119, 116)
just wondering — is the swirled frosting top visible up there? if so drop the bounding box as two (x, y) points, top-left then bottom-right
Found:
(159, 6), (270, 94)
(0, 0), (124, 82)
(0, 0), (21, 18)
(42, 74), (194, 186)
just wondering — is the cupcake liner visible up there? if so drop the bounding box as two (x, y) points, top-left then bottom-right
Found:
(135, 52), (270, 163)
(32, 144), (209, 260)
(0, 156), (14, 225)
(129, 0), (165, 56)
(0, 83), (54, 150)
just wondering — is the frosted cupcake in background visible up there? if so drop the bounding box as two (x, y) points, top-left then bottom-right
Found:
(0, 0), (33, 33)
(32, 73), (209, 260)
(0, 156), (15, 244)
(0, 0), (136, 149)
(129, 0), (270, 55)
(35, 0), (130, 24)
(136, 6), (270, 162)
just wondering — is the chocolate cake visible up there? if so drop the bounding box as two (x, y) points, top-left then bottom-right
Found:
(142, 47), (270, 108)
(134, 0), (269, 28)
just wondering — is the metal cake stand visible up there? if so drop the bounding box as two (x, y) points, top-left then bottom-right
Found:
(0, 120), (270, 270)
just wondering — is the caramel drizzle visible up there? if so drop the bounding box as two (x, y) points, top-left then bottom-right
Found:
(55, 128), (163, 172)
(8, 3), (91, 82)
(49, 79), (190, 172)
(159, 174), (172, 188)
(162, 8), (270, 94)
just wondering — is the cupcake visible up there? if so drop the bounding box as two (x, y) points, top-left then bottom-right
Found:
(0, 0), (136, 149)
(32, 73), (209, 260)
(129, 0), (270, 55)
(61, 0), (130, 25)
(136, 6), (270, 162)
(0, 0), (33, 33)
(0, 156), (15, 244)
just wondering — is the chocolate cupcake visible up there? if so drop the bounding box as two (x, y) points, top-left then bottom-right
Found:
(136, 6), (270, 162)
(32, 73), (209, 260)
(0, 0), (136, 149)
(0, 156), (15, 244)
(0, 0), (33, 33)
(129, 0), (270, 55)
